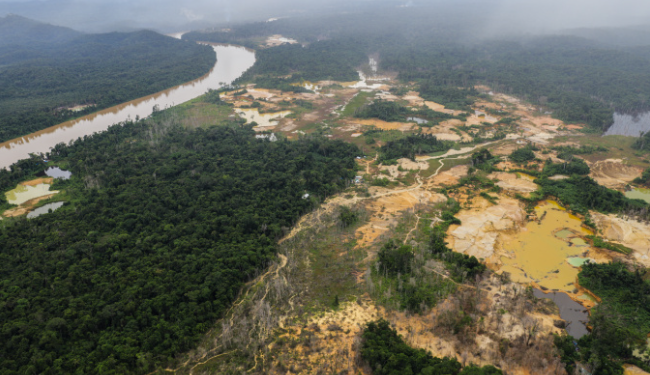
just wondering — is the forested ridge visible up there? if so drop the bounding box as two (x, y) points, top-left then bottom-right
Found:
(0, 119), (359, 374)
(0, 17), (216, 143)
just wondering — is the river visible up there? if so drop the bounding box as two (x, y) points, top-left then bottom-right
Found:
(0, 43), (256, 170)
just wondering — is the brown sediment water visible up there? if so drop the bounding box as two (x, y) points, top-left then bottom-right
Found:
(0, 44), (256, 170)
(500, 200), (595, 293)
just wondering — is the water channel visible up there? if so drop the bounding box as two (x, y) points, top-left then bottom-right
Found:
(0, 43), (256, 170)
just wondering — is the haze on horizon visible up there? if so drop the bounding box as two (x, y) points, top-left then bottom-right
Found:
(2, 0), (650, 37)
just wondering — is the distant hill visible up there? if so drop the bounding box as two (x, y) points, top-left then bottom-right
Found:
(0, 14), (81, 47)
(560, 26), (650, 47)
(0, 18), (216, 142)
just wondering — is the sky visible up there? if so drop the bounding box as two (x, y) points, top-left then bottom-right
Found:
(2, 0), (650, 34)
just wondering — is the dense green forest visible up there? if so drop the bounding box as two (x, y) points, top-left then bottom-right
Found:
(191, 4), (650, 131)
(0, 18), (215, 143)
(555, 262), (650, 374)
(361, 319), (502, 375)
(509, 147), (537, 163)
(0, 119), (359, 374)
(236, 42), (365, 83)
(535, 175), (648, 215)
(379, 134), (452, 162)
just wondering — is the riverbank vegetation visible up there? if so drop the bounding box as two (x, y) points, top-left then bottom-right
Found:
(0, 118), (359, 373)
(0, 19), (215, 143)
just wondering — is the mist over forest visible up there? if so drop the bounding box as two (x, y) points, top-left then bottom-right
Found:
(3, 0), (650, 37)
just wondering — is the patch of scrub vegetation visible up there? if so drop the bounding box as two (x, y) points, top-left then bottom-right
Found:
(250, 76), (314, 93)
(633, 131), (650, 152)
(373, 239), (457, 312)
(429, 199), (487, 282)
(634, 167), (650, 186)
(470, 149), (501, 173)
(509, 146), (537, 163)
(160, 90), (236, 129)
(361, 319), (503, 375)
(378, 134), (453, 162)
(542, 157), (591, 176)
(553, 144), (608, 159)
(418, 84), (477, 111)
(0, 119), (360, 373)
(343, 91), (375, 117)
(586, 235), (633, 255)
(355, 99), (457, 126)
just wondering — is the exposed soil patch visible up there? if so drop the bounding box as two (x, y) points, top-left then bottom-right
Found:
(591, 212), (650, 267)
(447, 195), (526, 262)
(355, 190), (447, 248)
(589, 159), (643, 189)
(487, 172), (539, 194)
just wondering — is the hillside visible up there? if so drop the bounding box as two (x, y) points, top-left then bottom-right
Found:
(0, 17), (215, 143)
(0, 14), (81, 47)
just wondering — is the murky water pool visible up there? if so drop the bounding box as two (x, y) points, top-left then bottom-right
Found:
(44, 166), (72, 180)
(533, 288), (589, 339)
(626, 188), (650, 203)
(27, 202), (64, 219)
(500, 201), (594, 292)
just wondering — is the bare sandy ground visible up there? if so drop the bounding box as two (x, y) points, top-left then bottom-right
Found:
(589, 159), (643, 189)
(591, 212), (650, 267)
(487, 172), (539, 194)
(447, 195), (527, 262)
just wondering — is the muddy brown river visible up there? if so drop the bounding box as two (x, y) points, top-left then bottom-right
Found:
(0, 44), (256, 170)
